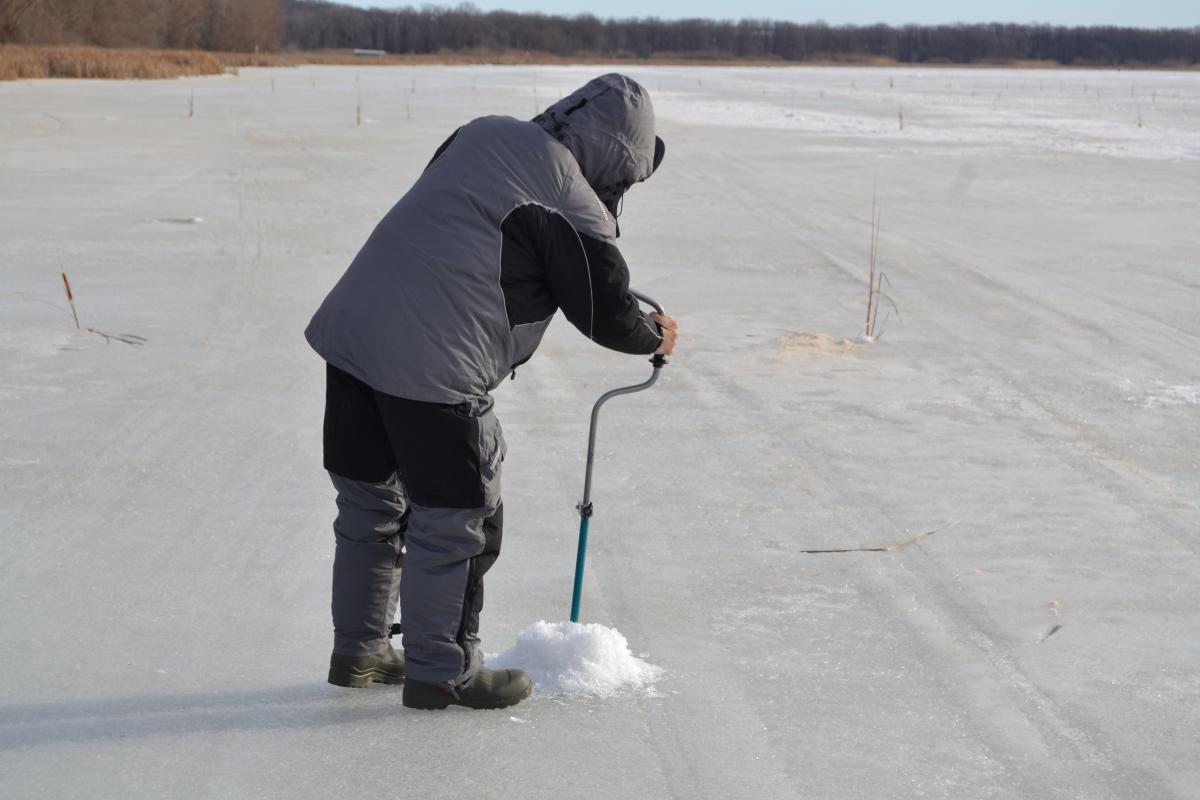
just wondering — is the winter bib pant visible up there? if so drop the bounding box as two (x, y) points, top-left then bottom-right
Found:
(323, 363), (504, 688)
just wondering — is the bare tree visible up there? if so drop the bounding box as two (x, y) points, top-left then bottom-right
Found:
(207, 0), (281, 52)
(3, 0), (1196, 65)
(0, 0), (41, 42)
(163, 0), (207, 48)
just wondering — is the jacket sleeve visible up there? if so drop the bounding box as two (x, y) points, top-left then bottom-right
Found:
(539, 211), (663, 355)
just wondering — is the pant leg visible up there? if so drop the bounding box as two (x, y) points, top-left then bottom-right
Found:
(377, 392), (505, 688)
(329, 471), (408, 657)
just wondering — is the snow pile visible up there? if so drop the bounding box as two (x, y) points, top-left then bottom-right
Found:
(488, 621), (663, 696)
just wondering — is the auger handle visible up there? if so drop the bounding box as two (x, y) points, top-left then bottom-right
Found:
(630, 288), (668, 370)
(630, 288), (664, 315)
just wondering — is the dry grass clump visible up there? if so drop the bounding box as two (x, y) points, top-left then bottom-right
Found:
(0, 45), (225, 81)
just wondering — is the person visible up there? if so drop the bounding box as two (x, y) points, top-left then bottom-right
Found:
(304, 73), (679, 711)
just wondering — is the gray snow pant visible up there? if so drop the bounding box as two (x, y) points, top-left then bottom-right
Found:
(329, 473), (407, 658)
(324, 364), (505, 688)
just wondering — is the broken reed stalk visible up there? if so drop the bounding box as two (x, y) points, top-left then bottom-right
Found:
(356, 87), (361, 127)
(187, 89), (194, 118)
(874, 273), (902, 333)
(61, 271), (80, 330)
(799, 529), (936, 555)
(59, 268), (147, 346)
(898, 106), (904, 130)
(87, 328), (146, 346)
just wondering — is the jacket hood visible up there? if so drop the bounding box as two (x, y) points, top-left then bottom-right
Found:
(534, 73), (665, 227)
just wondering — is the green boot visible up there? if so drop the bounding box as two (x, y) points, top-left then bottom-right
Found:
(403, 667), (533, 710)
(328, 644), (406, 688)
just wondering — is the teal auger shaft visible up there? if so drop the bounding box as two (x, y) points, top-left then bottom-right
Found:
(569, 515), (590, 623)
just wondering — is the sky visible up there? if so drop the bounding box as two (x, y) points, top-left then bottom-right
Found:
(338, 1), (1198, 28)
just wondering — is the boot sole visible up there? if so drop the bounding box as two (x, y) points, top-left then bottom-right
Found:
(402, 681), (533, 710)
(328, 666), (406, 689)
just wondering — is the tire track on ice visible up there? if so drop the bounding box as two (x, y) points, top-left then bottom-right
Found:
(664, 348), (1168, 799)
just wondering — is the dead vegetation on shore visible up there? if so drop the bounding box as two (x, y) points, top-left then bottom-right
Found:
(0, 45), (226, 80)
(0, 44), (817, 80)
(4, 44), (1195, 82)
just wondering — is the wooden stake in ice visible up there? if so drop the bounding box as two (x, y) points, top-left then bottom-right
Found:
(61, 271), (80, 330)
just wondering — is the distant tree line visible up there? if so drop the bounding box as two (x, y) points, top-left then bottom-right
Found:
(0, 0), (283, 51)
(2, 0), (1197, 66)
(280, 2), (1198, 66)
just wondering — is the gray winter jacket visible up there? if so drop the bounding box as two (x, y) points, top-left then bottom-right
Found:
(304, 73), (665, 404)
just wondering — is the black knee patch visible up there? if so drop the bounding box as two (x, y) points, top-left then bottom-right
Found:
(375, 394), (490, 509)
(323, 364), (399, 483)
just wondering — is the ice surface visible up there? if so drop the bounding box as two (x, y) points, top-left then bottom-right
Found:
(654, 67), (1200, 161)
(488, 620), (663, 696)
(1138, 382), (1200, 409)
(2, 65), (1198, 799)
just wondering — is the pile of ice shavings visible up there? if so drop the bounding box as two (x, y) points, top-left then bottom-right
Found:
(487, 621), (663, 696)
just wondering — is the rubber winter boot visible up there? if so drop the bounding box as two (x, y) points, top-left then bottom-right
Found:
(403, 667), (533, 710)
(328, 644), (406, 688)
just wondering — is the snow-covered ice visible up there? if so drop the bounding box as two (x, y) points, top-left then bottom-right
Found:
(2, 65), (1199, 799)
(488, 620), (663, 696)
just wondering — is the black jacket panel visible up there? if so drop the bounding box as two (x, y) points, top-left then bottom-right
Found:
(425, 127), (462, 171)
(499, 204), (558, 328)
(499, 204), (662, 356)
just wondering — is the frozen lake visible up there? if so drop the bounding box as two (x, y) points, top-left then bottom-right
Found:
(2, 64), (1198, 798)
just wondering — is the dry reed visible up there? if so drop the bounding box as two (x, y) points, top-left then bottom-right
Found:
(864, 182), (902, 340)
(60, 271), (80, 330)
(1, 45), (224, 81)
